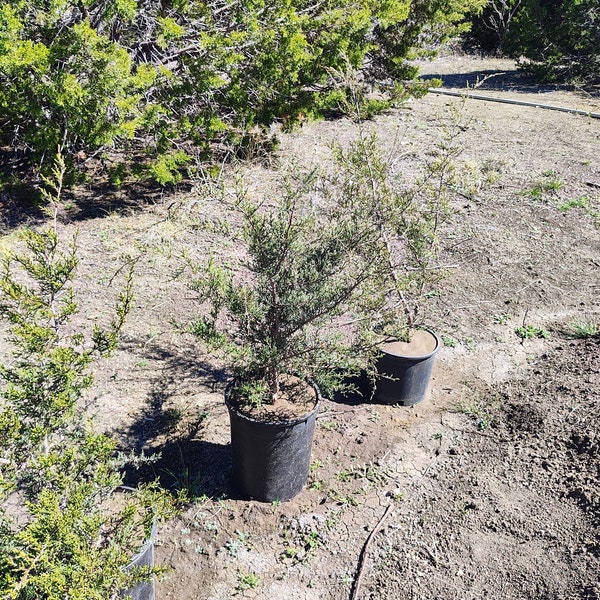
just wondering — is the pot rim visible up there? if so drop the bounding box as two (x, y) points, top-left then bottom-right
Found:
(224, 378), (321, 427)
(380, 328), (440, 360)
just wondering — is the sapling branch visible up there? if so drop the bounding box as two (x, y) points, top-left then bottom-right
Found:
(0, 167), (175, 598)
(379, 224), (415, 331)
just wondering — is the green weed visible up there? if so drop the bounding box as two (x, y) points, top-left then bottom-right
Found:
(558, 195), (590, 211)
(238, 573), (259, 591)
(310, 460), (323, 473)
(515, 325), (549, 340)
(368, 409), (381, 423)
(225, 530), (252, 557)
(282, 527), (323, 564)
(464, 337), (477, 352)
(319, 420), (337, 431)
(442, 335), (457, 348)
(452, 399), (495, 431)
(334, 462), (392, 487)
(526, 171), (563, 202)
(569, 319), (598, 339)
(329, 490), (360, 506)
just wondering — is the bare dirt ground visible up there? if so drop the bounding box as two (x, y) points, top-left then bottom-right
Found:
(2, 55), (599, 599)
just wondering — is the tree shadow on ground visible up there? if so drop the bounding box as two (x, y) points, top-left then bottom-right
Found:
(0, 149), (192, 231)
(327, 371), (374, 407)
(0, 191), (46, 231)
(0, 149), (46, 230)
(68, 179), (193, 222)
(123, 438), (237, 500)
(421, 68), (570, 95)
(117, 338), (237, 499)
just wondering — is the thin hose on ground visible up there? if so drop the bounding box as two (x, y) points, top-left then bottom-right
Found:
(428, 88), (600, 119)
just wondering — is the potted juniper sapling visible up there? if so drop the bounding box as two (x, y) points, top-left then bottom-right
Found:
(190, 174), (369, 502)
(330, 129), (459, 406)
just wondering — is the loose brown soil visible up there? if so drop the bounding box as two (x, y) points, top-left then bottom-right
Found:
(228, 375), (319, 423)
(2, 55), (599, 599)
(382, 329), (438, 357)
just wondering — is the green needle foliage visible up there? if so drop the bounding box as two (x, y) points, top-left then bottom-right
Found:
(507, 0), (599, 85)
(467, 0), (599, 85)
(326, 116), (461, 343)
(0, 0), (156, 177)
(190, 171), (374, 406)
(0, 0), (485, 184)
(0, 157), (176, 599)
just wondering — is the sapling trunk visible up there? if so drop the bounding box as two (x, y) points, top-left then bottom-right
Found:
(267, 362), (280, 402)
(331, 124), (462, 346)
(379, 225), (416, 340)
(267, 268), (282, 403)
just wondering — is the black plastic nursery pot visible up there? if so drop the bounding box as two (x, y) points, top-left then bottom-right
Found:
(373, 329), (440, 406)
(225, 381), (320, 502)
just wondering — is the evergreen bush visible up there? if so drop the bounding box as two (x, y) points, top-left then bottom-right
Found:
(189, 171), (375, 406)
(466, 0), (599, 85)
(0, 0), (485, 185)
(0, 158), (177, 599)
(506, 0), (599, 85)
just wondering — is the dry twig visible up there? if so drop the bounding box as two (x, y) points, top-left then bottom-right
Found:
(350, 503), (394, 600)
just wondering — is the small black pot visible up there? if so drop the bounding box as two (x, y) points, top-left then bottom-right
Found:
(373, 330), (440, 406)
(225, 380), (320, 502)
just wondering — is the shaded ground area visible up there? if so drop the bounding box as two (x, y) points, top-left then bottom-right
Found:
(417, 53), (600, 102)
(421, 66), (544, 94)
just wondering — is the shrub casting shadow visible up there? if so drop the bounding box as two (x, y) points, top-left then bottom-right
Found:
(0, 148), (191, 230)
(69, 179), (192, 222)
(123, 438), (235, 500)
(327, 371), (373, 407)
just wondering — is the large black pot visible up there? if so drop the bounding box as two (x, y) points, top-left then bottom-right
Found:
(373, 329), (440, 406)
(225, 380), (320, 502)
